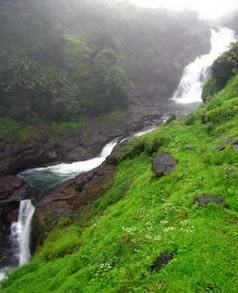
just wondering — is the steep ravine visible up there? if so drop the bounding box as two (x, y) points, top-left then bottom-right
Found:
(2, 38), (238, 291)
(0, 26), (236, 286)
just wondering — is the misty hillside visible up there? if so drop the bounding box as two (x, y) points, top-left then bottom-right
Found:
(2, 34), (238, 293)
(0, 0), (210, 125)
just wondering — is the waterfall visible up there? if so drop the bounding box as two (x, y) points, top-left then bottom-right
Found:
(99, 139), (119, 158)
(33, 138), (118, 177)
(20, 139), (119, 190)
(11, 200), (35, 266)
(173, 27), (236, 104)
(0, 272), (6, 281)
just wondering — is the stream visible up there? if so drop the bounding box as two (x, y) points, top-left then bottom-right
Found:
(0, 26), (236, 283)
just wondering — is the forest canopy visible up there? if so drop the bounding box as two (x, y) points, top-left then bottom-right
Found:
(0, 0), (210, 123)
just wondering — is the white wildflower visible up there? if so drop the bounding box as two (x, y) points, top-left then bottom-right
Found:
(163, 226), (175, 232)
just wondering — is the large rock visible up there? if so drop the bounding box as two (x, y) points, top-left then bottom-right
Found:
(194, 194), (228, 208)
(152, 152), (177, 177)
(151, 254), (173, 272)
(0, 141), (61, 176)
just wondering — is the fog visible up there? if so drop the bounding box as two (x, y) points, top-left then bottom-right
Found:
(0, 0), (237, 127)
(126, 0), (238, 19)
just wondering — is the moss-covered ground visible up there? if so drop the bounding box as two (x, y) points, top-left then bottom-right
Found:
(2, 75), (238, 292)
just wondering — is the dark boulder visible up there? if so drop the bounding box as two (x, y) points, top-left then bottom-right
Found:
(194, 195), (229, 208)
(152, 152), (177, 177)
(151, 254), (173, 272)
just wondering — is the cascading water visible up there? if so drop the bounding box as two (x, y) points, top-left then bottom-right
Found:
(173, 27), (236, 104)
(11, 200), (35, 266)
(0, 200), (35, 282)
(21, 139), (119, 191)
(21, 126), (163, 191)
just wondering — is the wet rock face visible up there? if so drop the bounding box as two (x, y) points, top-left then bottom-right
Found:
(194, 195), (229, 208)
(151, 254), (173, 272)
(0, 142), (61, 176)
(0, 111), (163, 176)
(0, 176), (33, 230)
(0, 176), (33, 268)
(152, 152), (177, 177)
(0, 176), (31, 203)
(34, 162), (116, 246)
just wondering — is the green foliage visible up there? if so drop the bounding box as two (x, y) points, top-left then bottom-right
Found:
(34, 225), (80, 262)
(0, 0), (211, 126)
(0, 2), (132, 125)
(0, 118), (32, 142)
(203, 43), (238, 103)
(205, 97), (238, 124)
(211, 42), (238, 89)
(3, 4), (238, 292)
(3, 72), (238, 292)
(215, 74), (238, 100)
(51, 119), (86, 136)
(202, 76), (220, 102)
(65, 41), (132, 115)
(0, 47), (83, 122)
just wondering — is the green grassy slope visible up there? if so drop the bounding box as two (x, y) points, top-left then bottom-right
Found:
(2, 75), (238, 292)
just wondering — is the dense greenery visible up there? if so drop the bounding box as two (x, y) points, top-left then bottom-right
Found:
(0, 1), (131, 123)
(0, 0), (210, 126)
(2, 59), (238, 292)
(202, 42), (238, 102)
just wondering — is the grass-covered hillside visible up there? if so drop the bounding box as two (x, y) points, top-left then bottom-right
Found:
(2, 47), (238, 292)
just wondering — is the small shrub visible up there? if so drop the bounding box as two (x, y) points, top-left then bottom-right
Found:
(202, 76), (220, 102)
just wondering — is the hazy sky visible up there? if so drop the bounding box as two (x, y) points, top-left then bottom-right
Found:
(128, 0), (238, 19)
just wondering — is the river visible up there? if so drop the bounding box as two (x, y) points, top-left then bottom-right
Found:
(0, 26), (236, 283)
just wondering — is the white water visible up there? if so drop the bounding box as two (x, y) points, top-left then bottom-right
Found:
(23, 139), (118, 178)
(11, 200), (35, 266)
(20, 28), (237, 185)
(133, 127), (157, 138)
(0, 272), (6, 281)
(173, 27), (236, 104)
(21, 117), (177, 185)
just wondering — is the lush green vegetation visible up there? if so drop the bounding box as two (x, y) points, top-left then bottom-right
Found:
(202, 42), (238, 102)
(2, 57), (238, 292)
(0, 111), (127, 142)
(0, 0), (210, 131)
(0, 1), (131, 125)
